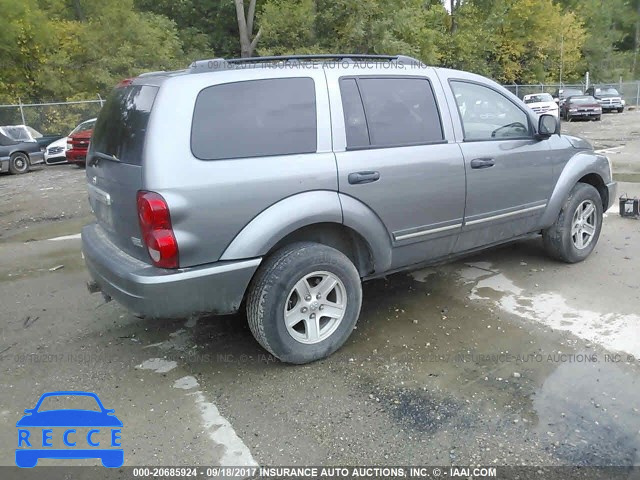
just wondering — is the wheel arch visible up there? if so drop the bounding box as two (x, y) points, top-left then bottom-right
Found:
(220, 191), (392, 277)
(540, 152), (610, 228)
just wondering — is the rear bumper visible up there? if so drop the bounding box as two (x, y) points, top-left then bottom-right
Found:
(82, 224), (261, 318)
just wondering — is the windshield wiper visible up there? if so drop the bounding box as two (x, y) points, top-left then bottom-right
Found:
(90, 151), (121, 165)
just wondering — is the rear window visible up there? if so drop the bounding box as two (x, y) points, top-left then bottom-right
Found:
(191, 77), (317, 160)
(91, 85), (158, 165)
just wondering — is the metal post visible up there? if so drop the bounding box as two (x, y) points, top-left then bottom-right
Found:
(97, 93), (104, 107)
(636, 82), (639, 108)
(559, 34), (564, 85)
(18, 98), (26, 125)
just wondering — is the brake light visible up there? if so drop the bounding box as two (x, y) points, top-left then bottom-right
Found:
(116, 78), (135, 88)
(136, 191), (179, 268)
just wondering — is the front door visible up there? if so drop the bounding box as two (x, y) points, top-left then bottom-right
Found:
(448, 80), (554, 253)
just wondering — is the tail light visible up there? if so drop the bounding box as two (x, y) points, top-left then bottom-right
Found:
(136, 191), (179, 268)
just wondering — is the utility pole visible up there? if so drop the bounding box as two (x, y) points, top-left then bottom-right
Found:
(559, 34), (564, 86)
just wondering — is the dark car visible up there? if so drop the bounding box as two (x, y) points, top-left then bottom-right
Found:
(585, 85), (624, 113)
(561, 95), (603, 122)
(0, 132), (45, 174)
(0, 125), (63, 149)
(552, 88), (584, 109)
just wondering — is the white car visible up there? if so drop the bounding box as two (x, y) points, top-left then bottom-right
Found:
(44, 118), (97, 165)
(523, 93), (559, 118)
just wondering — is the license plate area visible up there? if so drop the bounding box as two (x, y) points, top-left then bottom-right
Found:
(88, 184), (115, 232)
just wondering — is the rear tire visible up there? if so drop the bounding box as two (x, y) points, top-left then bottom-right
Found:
(246, 242), (362, 364)
(9, 152), (30, 174)
(543, 183), (603, 263)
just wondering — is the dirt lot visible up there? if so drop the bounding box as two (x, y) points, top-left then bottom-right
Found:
(1, 112), (639, 475)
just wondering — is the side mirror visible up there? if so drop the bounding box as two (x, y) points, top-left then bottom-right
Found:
(553, 98), (559, 103)
(537, 114), (558, 138)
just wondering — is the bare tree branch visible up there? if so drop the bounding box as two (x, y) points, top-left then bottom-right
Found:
(247, 0), (258, 38)
(250, 27), (263, 51)
(234, 0), (252, 57)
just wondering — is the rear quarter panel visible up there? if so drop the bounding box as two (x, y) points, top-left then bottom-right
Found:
(144, 68), (337, 268)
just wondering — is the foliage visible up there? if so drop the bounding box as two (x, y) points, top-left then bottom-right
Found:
(0, 0), (639, 109)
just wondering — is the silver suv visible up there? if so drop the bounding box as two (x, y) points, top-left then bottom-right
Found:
(82, 54), (616, 364)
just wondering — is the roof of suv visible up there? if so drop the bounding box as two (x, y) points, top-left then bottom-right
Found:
(130, 54), (429, 86)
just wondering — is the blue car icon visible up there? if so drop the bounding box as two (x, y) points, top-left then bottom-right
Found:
(16, 391), (123, 468)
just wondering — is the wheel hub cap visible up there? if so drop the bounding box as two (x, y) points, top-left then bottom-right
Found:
(571, 200), (597, 250)
(284, 271), (347, 345)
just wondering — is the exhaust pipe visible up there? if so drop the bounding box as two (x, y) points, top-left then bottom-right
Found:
(86, 280), (112, 303)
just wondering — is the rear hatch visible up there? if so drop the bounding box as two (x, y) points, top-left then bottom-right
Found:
(86, 83), (158, 263)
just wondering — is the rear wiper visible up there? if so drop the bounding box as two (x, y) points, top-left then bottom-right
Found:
(90, 151), (121, 165)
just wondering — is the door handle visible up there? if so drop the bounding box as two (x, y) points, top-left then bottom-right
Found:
(348, 171), (380, 185)
(470, 158), (495, 169)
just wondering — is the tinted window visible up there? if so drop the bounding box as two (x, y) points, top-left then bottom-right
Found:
(340, 79), (369, 149)
(356, 77), (444, 147)
(91, 85), (158, 165)
(191, 78), (317, 160)
(0, 132), (17, 146)
(451, 81), (530, 141)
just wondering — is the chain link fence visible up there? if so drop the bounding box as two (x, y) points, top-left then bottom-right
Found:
(0, 99), (104, 135)
(503, 82), (640, 108)
(2, 80), (639, 136)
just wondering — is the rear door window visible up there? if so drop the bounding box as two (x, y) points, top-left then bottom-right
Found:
(191, 77), (317, 160)
(91, 85), (158, 165)
(340, 77), (444, 149)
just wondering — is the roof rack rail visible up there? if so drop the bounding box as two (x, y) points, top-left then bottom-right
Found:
(187, 54), (426, 74)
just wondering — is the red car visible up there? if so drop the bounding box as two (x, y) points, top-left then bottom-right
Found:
(66, 119), (95, 166)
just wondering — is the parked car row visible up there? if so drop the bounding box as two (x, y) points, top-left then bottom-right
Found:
(1, 118), (95, 175)
(520, 85), (626, 123)
(45, 118), (96, 165)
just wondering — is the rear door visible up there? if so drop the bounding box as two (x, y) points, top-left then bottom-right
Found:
(86, 83), (158, 262)
(326, 69), (466, 268)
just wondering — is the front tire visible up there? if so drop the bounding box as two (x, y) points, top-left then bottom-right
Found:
(246, 242), (362, 364)
(9, 152), (30, 174)
(543, 183), (603, 263)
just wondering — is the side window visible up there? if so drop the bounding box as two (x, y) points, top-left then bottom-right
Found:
(339, 77), (444, 149)
(450, 81), (530, 141)
(340, 79), (369, 149)
(191, 77), (317, 160)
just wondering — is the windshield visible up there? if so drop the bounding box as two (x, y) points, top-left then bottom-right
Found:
(70, 119), (96, 135)
(524, 93), (553, 104)
(560, 89), (583, 98)
(91, 85), (158, 165)
(569, 96), (597, 104)
(596, 87), (620, 96)
(0, 126), (33, 142)
(37, 394), (102, 412)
